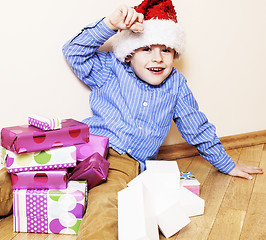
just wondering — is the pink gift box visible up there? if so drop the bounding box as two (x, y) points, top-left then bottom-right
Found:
(180, 172), (200, 195)
(13, 181), (87, 235)
(69, 152), (110, 189)
(75, 134), (109, 161)
(11, 169), (68, 189)
(1, 119), (89, 154)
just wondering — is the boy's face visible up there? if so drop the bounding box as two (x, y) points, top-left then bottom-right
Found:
(126, 45), (175, 85)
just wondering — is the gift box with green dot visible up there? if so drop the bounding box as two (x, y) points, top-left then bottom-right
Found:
(13, 180), (87, 235)
(2, 145), (77, 173)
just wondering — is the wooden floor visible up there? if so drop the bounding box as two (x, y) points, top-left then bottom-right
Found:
(1, 143), (266, 240)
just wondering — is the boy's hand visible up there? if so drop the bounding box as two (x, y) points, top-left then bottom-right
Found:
(228, 163), (263, 179)
(104, 6), (144, 32)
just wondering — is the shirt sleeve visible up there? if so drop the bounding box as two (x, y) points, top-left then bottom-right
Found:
(173, 73), (235, 174)
(62, 18), (117, 89)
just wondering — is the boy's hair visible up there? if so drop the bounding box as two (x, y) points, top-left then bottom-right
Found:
(112, 0), (185, 62)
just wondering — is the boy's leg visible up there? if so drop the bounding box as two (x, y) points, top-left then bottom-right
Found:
(0, 167), (13, 217)
(77, 148), (139, 240)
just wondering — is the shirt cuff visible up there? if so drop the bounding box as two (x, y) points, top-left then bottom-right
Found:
(83, 18), (117, 43)
(214, 152), (236, 174)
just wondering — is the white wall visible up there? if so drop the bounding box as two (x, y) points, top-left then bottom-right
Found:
(1, 0), (266, 145)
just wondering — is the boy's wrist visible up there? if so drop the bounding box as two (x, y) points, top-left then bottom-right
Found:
(103, 17), (118, 31)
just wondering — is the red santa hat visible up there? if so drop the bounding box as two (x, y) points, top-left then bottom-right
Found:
(112, 0), (185, 62)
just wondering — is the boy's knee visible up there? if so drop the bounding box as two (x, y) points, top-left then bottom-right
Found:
(0, 167), (13, 217)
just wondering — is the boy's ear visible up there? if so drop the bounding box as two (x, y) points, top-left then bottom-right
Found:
(125, 55), (132, 63)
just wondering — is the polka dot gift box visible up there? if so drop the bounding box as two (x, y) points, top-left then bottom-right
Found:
(2, 145), (77, 173)
(1, 119), (89, 154)
(28, 114), (61, 131)
(180, 172), (200, 196)
(13, 180), (87, 235)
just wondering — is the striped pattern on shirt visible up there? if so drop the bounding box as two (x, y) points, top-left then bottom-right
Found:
(62, 19), (235, 173)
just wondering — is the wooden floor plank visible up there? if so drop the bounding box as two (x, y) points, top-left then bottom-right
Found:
(239, 212), (266, 240)
(220, 176), (255, 211)
(195, 169), (231, 229)
(46, 234), (77, 240)
(208, 208), (246, 240)
(220, 146), (263, 211)
(0, 215), (17, 240)
(175, 221), (210, 240)
(240, 192), (266, 239)
(239, 144), (266, 239)
(252, 144), (266, 194)
(12, 233), (48, 239)
(237, 144), (264, 165)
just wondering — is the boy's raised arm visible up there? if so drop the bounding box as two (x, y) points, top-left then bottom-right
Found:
(62, 18), (117, 88)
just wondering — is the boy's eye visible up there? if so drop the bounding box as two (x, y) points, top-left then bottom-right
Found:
(162, 48), (171, 53)
(143, 47), (151, 51)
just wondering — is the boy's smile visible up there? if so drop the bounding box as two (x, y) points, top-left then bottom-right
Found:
(126, 45), (175, 85)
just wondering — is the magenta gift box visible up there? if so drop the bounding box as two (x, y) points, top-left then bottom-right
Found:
(1, 119), (89, 154)
(13, 181), (87, 235)
(75, 134), (109, 161)
(180, 172), (200, 195)
(11, 169), (68, 189)
(2, 145), (76, 173)
(69, 152), (110, 189)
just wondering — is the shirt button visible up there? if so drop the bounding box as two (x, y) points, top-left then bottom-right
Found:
(127, 148), (132, 153)
(143, 102), (148, 107)
(138, 126), (142, 130)
(145, 84), (148, 87)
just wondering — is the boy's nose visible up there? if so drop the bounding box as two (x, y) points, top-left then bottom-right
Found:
(152, 49), (163, 62)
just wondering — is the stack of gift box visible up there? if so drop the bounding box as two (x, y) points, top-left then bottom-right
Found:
(0, 115), (110, 235)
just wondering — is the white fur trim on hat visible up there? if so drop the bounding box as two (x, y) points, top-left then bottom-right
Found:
(112, 19), (185, 62)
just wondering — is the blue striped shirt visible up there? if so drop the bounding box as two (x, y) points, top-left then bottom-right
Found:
(62, 19), (235, 174)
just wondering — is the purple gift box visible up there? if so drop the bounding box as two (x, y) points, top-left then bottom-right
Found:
(1, 119), (89, 154)
(69, 152), (110, 189)
(75, 134), (109, 162)
(11, 169), (68, 189)
(13, 181), (87, 235)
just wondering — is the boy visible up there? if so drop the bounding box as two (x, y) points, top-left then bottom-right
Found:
(62, 1), (262, 239)
(0, 0), (262, 239)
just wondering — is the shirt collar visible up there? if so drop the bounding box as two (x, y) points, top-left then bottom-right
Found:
(122, 62), (134, 73)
